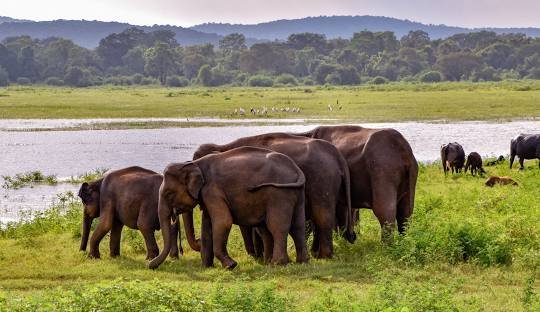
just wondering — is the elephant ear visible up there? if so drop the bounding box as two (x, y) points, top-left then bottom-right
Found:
(186, 165), (204, 200)
(78, 182), (90, 201)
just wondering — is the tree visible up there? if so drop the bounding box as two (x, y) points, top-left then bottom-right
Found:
(436, 52), (483, 81)
(197, 64), (212, 86)
(17, 46), (38, 81)
(144, 42), (176, 84)
(400, 30), (430, 49)
(122, 47), (146, 74)
(63, 66), (84, 86)
(287, 33), (327, 54)
(0, 66), (9, 86)
(313, 63), (338, 84)
(97, 28), (145, 68)
(219, 33), (246, 55)
(239, 43), (292, 74)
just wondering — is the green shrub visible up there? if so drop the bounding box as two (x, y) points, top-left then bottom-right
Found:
(274, 74), (298, 86)
(45, 77), (64, 86)
(140, 77), (158, 85)
(372, 76), (389, 85)
(420, 71), (443, 83)
(166, 75), (188, 87)
(131, 73), (144, 85)
(0, 66), (9, 86)
(325, 73), (342, 85)
(16, 77), (31, 85)
(248, 75), (274, 87)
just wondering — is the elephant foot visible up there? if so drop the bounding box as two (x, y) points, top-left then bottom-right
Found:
(110, 252), (120, 258)
(88, 252), (100, 259)
(271, 257), (290, 266)
(221, 259), (237, 270)
(146, 251), (159, 260)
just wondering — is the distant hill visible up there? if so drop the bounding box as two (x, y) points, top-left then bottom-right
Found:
(0, 16), (30, 24)
(191, 15), (540, 40)
(0, 20), (226, 48)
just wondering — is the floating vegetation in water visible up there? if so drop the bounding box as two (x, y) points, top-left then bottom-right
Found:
(2, 171), (57, 189)
(66, 168), (109, 184)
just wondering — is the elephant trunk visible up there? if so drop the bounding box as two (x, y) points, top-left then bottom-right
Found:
(79, 215), (92, 251)
(148, 195), (172, 269)
(182, 211), (201, 251)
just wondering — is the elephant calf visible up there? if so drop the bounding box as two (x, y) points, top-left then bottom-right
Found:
(149, 146), (308, 270)
(464, 152), (485, 176)
(78, 166), (182, 259)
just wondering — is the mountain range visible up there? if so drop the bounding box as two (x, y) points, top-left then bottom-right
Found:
(1, 15), (540, 49)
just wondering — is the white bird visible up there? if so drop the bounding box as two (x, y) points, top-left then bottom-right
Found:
(239, 107), (245, 115)
(234, 108), (238, 114)
(280, 107), (285, 112)
(297, 107), (301, 113)
(285, 107), (290, 112)
(327, 104), (333, 111)
(271, 107), (276, 112)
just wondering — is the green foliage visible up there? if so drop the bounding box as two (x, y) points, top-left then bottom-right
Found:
(0, 66), (9, 86)
(274, 74), (298, 86)
(2, 171), (57, 189)
(197, 64), (212, 86)
(16, 77), (31, 85)
(248, 74), (274, 87)
(45, 76), (64, 86)
(66, 168), (108, 184)
(420, 71), (442, 83)
(166, 75), (188, 87)
(372, 76), (389, 84)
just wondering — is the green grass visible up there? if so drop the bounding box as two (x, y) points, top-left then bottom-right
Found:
(1, 81), (540, 122)
(2, 171), (57, 189)
(0, 161), (539, 311)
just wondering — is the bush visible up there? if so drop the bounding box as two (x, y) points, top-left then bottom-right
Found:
(234, 72), (248, 85)
(140, 77), (158, 85)
(131, 73), (144, 85)
(274, 74), (297, 86)
(325, 72), (341, 85)
(45, 77), (64, 86)
(0, 66), (9, 86)
(166, 75), (188, 87)
(420, 71), (443, 83)
(197, 64), (212, 86)
(371, 76), (389, 85)
(248, 75), (274, 87)
(16, 77), (31, 85)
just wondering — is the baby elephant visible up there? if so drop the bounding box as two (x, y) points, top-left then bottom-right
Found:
(148, 146), (308, 270)
(78, 166), (182, 259)
(484, 176), (519, 187)
(464, 152), (485, 175)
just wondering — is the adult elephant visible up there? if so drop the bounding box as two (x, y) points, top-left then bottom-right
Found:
(77, 166), (182, 259)
(184, 132), (356, 259)
(441, 142), (465, 174)
(510, 134), (540, 170)
(297, 125), (418, 241)
(148, 147), (308, 269)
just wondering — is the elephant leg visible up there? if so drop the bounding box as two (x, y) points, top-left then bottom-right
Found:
(252, 228), (264, 258)
(200, 209), (214, 267)
(397, 194), (412, 235)
(109, 219), (123, 258)
(140, 228), (159, 260)
(88, 209), (114, 259)
(290, 197), (308, 264)
(169, 218), (181, 259)
(311, 224), (320, 256)
(266, 206), (292, 265)
(255, 226), (274, 264)
(240, 225), (257, 258)
(372, 181), (398, 244)
(210, 211), (236, 269)
(519, 157), (525, 170)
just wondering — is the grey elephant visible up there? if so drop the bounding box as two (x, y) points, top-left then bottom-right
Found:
(510, 134), (540, 170)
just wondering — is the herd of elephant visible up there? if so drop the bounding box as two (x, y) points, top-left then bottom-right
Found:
(77, 126), (539, 270)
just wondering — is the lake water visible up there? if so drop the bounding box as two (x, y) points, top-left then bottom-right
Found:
(1, 120), (539, 223)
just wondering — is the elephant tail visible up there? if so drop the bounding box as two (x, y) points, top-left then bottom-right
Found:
(248, 166), (305, 192)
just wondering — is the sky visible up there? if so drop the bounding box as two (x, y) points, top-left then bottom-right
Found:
(3, 0), (540, 28)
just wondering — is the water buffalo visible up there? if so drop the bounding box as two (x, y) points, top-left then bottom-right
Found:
(510, 134), (540, 170)
(441, 142), (465, 174)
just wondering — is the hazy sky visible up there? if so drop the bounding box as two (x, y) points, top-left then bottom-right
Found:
(3, 0), (540, 28)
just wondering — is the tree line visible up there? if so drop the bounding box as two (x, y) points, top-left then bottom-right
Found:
(1, 27), (540, 87)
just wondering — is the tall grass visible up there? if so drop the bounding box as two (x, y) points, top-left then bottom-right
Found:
(0, 161), (538, 310)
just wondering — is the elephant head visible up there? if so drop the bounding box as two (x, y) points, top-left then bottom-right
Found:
(77, 179), (103, 251)
(148, 162), (204, 269)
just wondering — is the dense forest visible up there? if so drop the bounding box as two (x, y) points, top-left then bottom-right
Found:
(1, 27), (540, 87)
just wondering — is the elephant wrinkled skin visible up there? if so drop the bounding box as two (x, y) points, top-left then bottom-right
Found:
(189, 132), (356, 259)
(148, 147), (308, 270)
(510, 134), (540, 170)
(78, 166), (182, 260)
(297, 125), (418, 241)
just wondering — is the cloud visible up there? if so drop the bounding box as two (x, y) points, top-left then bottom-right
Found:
(3, 0), (540, 28)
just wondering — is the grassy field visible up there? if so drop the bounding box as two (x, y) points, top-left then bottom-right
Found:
(0, 161), (539, 311)
(1, 81), (540, 122)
